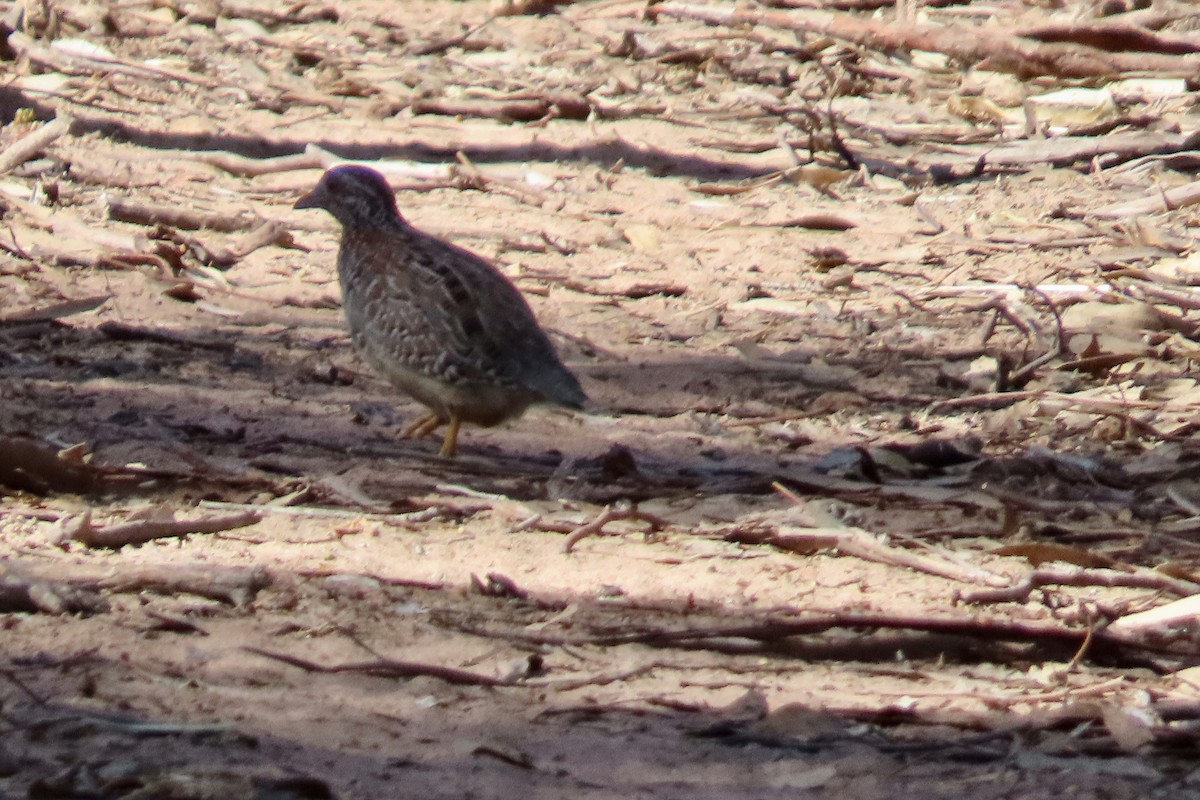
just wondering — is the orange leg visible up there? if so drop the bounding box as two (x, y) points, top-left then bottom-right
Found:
(402, 413), (442, 439)
(438, 413), (462, 458)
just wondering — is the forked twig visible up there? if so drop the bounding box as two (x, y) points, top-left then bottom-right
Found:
(563, 501), (670, 553)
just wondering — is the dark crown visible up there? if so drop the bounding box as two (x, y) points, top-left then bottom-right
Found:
(302, 165), (401, 226)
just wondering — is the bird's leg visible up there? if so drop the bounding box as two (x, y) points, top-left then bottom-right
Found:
(438, 413), (462, 458)
(402, 413), (442, 439)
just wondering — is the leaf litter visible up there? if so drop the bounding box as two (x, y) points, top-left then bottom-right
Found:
(3, 0), (1200, 797)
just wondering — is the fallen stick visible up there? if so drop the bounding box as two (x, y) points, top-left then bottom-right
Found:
(0, 114), (72, 174)
(930, 390), (1165, 414)
(411, 93), (591, 122)
(305, 143), (455, 180)
(0, 200), (144, 259)
(7, 31), (219, 87)
(779, 469), (1003, 511)
(1090, 179), (1200, 219)
(957, 564), (1200, 604)
(199, 499), (457, 530)
(925, 130), (1200, 178)
(642, 614), (1149, 656)
(100, 193), (264, 232)
(51, 508), (262, 549)
(562, 503), (670, 553)
(148, 221), (301, 270)
(1125, 281), (1200, 312)
(495, 608), (1186, 664)
(245, 647), (521, 687)
(101, 564), (271, 606)
(191, 151), (321, 177)
(1017, 20), (1200, 55)
(728, 525), (1010, 587)
(0, 568), (108, 615)
(303, 143), (541, 188)
(207, 0), (338, 26)
(97, 321), (236, 351)
(0, 294), (109, 324)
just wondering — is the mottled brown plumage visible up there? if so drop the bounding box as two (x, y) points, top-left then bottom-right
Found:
(295, 164), (585, 457)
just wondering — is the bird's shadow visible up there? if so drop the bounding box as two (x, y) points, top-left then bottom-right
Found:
(0, 316), (934, 505)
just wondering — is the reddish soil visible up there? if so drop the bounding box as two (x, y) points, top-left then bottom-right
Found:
(2, 2), (1200, 798)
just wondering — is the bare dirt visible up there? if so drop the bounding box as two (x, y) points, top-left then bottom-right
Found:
(3, 1), (1200, 798)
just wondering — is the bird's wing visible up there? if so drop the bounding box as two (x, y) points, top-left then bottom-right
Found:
(401, 229), (583, 403)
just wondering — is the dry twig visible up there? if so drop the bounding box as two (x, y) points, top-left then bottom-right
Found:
(957, 564), (1199, 605)
(728, 524), (1009, 587)
(562, 502), (670, 553)
(245, 647), (522, 687)
(101, 565), (270, 606)
(0, 114), (72, 174)
(51, 508), (262, 549)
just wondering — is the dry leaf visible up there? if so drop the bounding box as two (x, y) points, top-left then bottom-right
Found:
(1101, 704), (1155, 752)
(947, 94), (1008, 125)
(782, 164), (851, 190)
(1026, 87), (1118, 129)
(621, 223), (661, 252)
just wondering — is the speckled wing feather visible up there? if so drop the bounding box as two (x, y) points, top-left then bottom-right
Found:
(337, 218), (584, 408)
(406, 225), (585, 407)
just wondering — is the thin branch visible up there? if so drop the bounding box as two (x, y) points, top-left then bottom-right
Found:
(244, 647), (522, 687)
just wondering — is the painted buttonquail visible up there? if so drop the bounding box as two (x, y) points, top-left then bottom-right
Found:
(295, 164), (586, 458)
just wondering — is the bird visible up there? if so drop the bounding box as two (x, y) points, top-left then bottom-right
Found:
(294, 164), (586, 458)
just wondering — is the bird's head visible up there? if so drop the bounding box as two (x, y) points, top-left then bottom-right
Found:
(294, 164), (402, 227)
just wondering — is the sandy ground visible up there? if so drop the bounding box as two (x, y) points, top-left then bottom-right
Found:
(3, 1), (1200, 798)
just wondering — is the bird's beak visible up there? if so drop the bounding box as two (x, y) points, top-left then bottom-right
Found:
(294, 188), (324, 210)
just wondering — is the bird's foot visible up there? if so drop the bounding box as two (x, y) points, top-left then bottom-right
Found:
(438, 415), (462, 459)
(402, 413), (442, 440)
